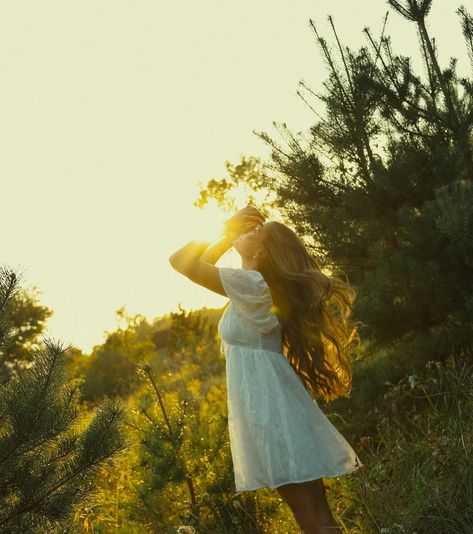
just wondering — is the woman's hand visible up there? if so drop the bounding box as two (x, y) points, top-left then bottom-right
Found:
(222, 204), (266, 241)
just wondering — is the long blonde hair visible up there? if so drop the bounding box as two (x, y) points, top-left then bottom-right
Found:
(260, 221), (360, 402)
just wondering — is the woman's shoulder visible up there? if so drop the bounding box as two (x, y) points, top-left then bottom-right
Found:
(233, 268), (269, 292)
(218, 267), (271, 300)
(244, 269), (267, 285)
(218, 267), (279, 333)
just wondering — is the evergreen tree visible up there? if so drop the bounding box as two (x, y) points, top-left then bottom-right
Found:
(0, 266), (126, 533)
(198, 0), (473, 361)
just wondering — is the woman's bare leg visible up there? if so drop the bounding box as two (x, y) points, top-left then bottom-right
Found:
(275, 477), (342, 534)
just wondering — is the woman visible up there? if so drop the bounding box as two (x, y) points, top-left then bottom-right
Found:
(169, 205), (364, 533)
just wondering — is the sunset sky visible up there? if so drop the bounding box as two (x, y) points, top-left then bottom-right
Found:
(1, 1), (468, 354)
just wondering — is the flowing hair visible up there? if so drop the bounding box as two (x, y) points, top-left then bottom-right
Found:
(259, 221), (360, 402)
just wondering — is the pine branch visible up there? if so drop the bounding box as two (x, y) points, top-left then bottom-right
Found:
(296, 82), (333, 127)
(328, 15), (355, 95)
(309, 19), (354, 114)
(0, 341), (70, 466)
(387, 0), (433, 22)
(416, 17), (460, 130)
(0, 443), (125, 529)
(363, 11), (390, 79)
(458, 5), (473, 72)
(143, 366), (175, 442)
(363, 30), (433, 123)
(0, 270), (17, 316)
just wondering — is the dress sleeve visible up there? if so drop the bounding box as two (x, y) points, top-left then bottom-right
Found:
(218, 267), (280, 334)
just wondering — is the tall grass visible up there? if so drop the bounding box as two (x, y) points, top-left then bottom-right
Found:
(349, 353), (473, 533)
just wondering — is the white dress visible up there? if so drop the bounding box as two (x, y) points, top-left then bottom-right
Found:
(217, 266), (364, 495)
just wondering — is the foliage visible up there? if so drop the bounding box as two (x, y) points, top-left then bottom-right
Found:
(0, 266), (126, 533)
(197, 1), (473, 361)
(353, 351), (473, 533)
(194, 156), (278, 213)
(80, 307), (157, 402)
(73, 307), (326, 532)
(0, 275), (53, 380)
(5, 2), (473, 532)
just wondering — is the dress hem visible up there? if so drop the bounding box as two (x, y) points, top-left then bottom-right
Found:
(233, 459), (364, 495)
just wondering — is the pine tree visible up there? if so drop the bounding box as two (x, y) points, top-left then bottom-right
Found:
(0, 266), (127, 533)
(198, 0), (473, 360)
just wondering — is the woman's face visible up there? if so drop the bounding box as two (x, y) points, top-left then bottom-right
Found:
(233, 220), (271, 258)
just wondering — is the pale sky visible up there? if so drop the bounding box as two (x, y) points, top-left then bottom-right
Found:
(1, 1), (470, 354)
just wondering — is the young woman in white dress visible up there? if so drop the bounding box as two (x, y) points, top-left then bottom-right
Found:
(169, 205), (364, 534)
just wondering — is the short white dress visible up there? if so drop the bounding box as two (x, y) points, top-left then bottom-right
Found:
(217, 266), (364, 495)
